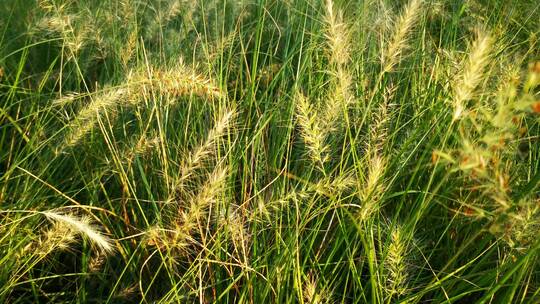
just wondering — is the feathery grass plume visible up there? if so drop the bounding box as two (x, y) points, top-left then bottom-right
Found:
(250, 190), (300, 223)
(452, 29), (493, 120)
(323, 67), (353, 132)
(312, 171), (356, 198)
(33, 13), (89, 58)
(122, 131), (161, 165)
(303, 272), (331, 304)
(136, 64), (224, 101)
(383, 225), (410, 300)
(132, 133), (161, 157)
(359, 102), (389, 221)
(35, 14), (75, 34)
(322, 0), (353, 133)
(61, 87), (129, 149)
(358, 154), (386, 221)
(52, 92), (82, 107)
(120, 0), (135, 23)
(61, 62), (222, 150)
(145, 225), (192, 254)
(444, 60), (539, 250)
(501, 201), (540, 251)
(144, 0), (197, 41)
(120, 30), (138, 68)
(372, 0), (393, 42)
(88, 252), (106, 272)
(175, 108), (235, 191)
(37, 0), (55, 11)
(381, 0), (422, 73)
(34, 2), (98, 60)
(369, 98), (390, 154)
(363, 154), (385, 198)
(160, 0), (184, 24)
(206, 31), (238, 69)
(9, 221), (76, 297)
(161, 165), (229, 255)
(21, 221), (77, 258)
(295, 91), (329, 170)
(324, 0), (350, 66)
(113, 284), (139, 302)
(187, 165), (229, 223)
(217, 206), (250, 254)
(42, 211), (114, 254)
(145, 226), (168, 250)
(524, 61), (540, 92)
(228, 212), (249, 253)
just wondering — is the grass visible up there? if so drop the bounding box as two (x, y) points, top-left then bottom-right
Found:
(0, 0), (539, 302)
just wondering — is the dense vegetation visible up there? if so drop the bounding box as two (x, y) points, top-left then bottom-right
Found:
(1, 0), (539, 302)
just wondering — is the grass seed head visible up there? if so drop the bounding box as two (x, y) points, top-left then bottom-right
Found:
(303, 272), (331, 304)
(61, 87), (129, 149)
(190, 165), (229, 217)
(452, 29), (493, 120)
(23, 221), (77, 259)
(324, 0), (351, 66)
(382, 0), (422, 73)
(384, 225), (411, 299)
(144, 64), (224, 101)
(175, 108), (236, 191)
(42, 211), (114, 254)
(294, 91), (329, 170)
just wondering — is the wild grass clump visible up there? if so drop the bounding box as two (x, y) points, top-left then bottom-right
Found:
(0, 0), (539, 302)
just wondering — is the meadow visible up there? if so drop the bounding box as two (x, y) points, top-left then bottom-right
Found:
(0, 0), (539, 303)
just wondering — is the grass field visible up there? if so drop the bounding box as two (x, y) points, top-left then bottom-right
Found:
(1, 0), (539, 303)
